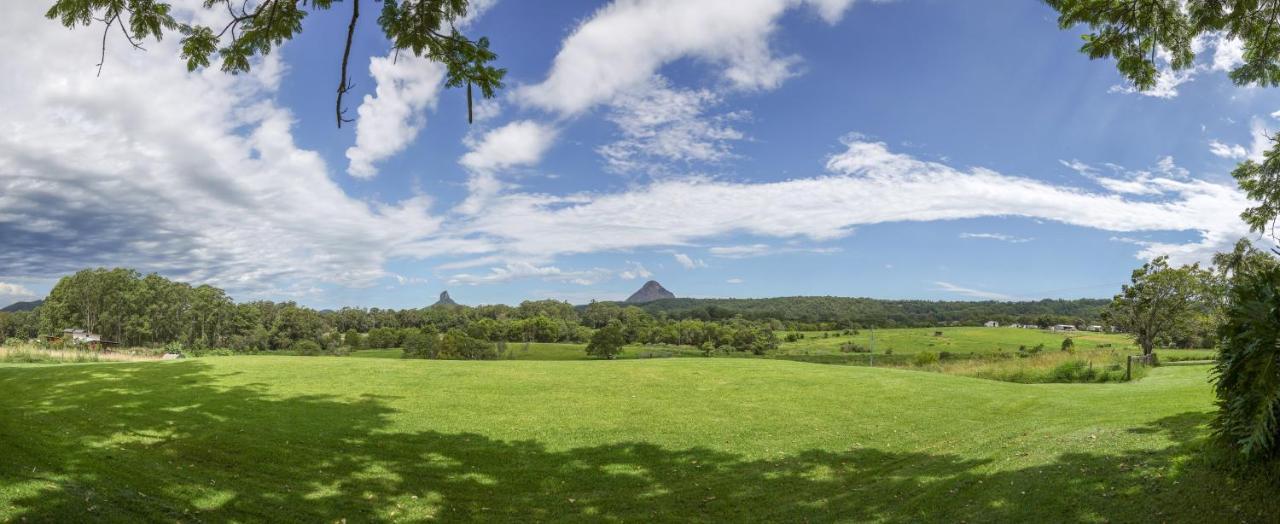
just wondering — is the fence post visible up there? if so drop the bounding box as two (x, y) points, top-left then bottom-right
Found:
(1125, 355), (1132, 381)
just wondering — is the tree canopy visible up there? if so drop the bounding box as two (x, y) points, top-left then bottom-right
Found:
(45, 0), (505, 126)
(1105, 256), (1217, 355)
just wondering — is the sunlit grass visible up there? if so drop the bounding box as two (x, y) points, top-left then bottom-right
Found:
(0, 358), (1273, 522)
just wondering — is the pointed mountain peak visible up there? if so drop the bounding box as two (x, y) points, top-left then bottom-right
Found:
(433, 291), (459, 307)
(626, 280), (675, 303)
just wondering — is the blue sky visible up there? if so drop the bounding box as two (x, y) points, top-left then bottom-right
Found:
(0, 0), (1275, 308)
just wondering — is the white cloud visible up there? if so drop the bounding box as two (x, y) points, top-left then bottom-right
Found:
(458, 137), (1256, 266)
(597, 77), (747, 176)
(709, 244), (772, 257)
(344, 2), (498, 177)
(1207, 117), (1273, 163)
(673, 253), (707, 269)
(456, 120), (560, 214)
(460, 120), (560, 174)
(1108, 67), (1197, 99)
(959, 233), (1033, 243)
(345, 55), (447, 178)
(934, 281), (1013, 301)
(726, 278), (744, 284)
(0, 2), (457, 298)
(708, 243), (840, 258)
(0, 282), (35, 299)
(1211, 34), (1245, 72)
(516, 0), (865, 115)
(1209, 139), (1249, 160)
(1059, 159), (1097, 176)
(447, 261), (627, 286)
(618, 261), (653, 280)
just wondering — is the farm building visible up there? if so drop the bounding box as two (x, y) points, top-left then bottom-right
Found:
(1051, 324), (1077, 332)
(983, 321), (999, 327)
(1086, 325), (1105, 332)
(51, 328), (119, 349)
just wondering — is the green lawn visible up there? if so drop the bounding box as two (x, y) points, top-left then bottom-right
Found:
(352, 343), (703, 361)
(0, 357), (1273, 522)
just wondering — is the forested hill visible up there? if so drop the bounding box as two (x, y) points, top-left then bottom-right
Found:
(0, 300), (42, 313)
(626, 296), (1110, 328)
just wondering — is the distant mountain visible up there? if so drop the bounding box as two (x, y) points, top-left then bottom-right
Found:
(1, 299), (42, 313)
(432, 291), (459, 307)
(626, 281), (675, 303)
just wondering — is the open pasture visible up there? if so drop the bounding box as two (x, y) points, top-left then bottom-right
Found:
(0, 357), (1272, 522)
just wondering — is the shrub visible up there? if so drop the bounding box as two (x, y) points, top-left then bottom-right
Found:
(3, 337), (25, 347)
(1061, 338), (1075, 352)
(840, 342), (870, 353)
(913, 351), (939, 367)
(1048, 359), (1096, 382)
(1213, 266), (1280, 461)
(291, 340), (322, 356)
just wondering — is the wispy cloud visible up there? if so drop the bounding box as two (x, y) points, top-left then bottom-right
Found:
(959, 233), (1033, 244)
(933, 281), (1013, 301)
(673, 253), (707, 269)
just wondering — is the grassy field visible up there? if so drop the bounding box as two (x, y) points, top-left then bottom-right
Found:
(0, 356), (1273, 522)
(352, 343), (703, 361)
(780, 326), (1137, 354)
(779, 326), (1217, 359)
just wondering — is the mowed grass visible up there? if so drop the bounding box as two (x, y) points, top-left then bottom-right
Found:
(352, 343), (702, 361)
(1, 357), (1275, 522)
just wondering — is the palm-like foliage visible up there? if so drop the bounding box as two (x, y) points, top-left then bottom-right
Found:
(1213, 266), (1280, 459)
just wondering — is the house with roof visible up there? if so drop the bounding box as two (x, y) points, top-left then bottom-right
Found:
(50, 328), (118, 349)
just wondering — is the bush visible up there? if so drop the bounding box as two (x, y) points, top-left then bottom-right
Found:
(1048, 359), (1097, 382)
(913, 351), (939, 367)
(291, 340), (322, 356)
(3, 337), (25, 347)
(840, 342), (870, 353)
(1061, 338), (1075, 352)
(1213, 266), (1280, 461)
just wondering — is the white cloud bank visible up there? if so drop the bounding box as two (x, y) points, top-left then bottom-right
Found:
(454, 137), (1255, 267)
(345, 55), (447, 178)
(516, 0), (865, 115)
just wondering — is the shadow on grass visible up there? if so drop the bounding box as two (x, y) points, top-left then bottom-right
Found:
(0, 362), (1275, 522)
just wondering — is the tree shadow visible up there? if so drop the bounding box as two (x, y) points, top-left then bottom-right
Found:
(1, 362), (1276, 522)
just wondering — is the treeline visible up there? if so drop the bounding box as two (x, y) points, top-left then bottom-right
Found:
(0, 268), (780, 356)
(626, 296), (1110, 328)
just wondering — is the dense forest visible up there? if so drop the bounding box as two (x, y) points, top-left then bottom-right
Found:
(624, 296), (1109, 328)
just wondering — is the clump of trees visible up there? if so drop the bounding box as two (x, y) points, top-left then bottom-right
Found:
(402, 329), (497, 360)
(586, 322), (626, 359)
(1105, 257), (1220, 355)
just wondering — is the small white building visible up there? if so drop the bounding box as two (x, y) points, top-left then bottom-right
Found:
(1087, 325), (1104, 332)
(1051, 324), (1077, 332)
(984, 321), (999, 328)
